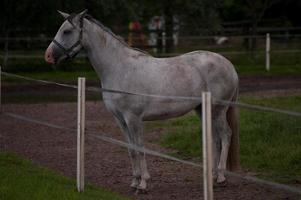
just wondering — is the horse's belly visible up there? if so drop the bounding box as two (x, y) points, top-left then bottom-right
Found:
(142, 101), (200, 121)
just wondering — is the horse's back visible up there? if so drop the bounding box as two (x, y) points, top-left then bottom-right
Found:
(183, 51), (238, 100)
(156, 50), (239, 99)
(104, 50), (238, 120)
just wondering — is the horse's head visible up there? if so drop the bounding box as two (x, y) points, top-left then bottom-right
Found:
(45, 10), (87, 64)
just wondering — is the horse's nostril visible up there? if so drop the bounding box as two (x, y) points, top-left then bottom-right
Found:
(45, 49), (55, 64)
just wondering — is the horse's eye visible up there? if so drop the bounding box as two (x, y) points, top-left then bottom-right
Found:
(63, 30), (72, 35)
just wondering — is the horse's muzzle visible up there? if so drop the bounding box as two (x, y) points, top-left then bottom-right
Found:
(45, 45), (56, 64)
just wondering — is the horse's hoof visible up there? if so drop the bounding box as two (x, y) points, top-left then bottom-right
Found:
(217, 175), (226, 183)
(130, 178), (140, 189)
(214, 179), (227, 188)
(130, 183), (138, 190)
(135, 188), (148, 195)
(131, 185), (137, 191)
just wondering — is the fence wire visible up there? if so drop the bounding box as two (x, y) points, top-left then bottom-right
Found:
(2, 112), (201, 168)
(2, 72), (301, 118)
(1, 71), (301, 195)
(1, 111), (301, 195)
(1, 49), (301, 59)
(1, 32), (301, 196)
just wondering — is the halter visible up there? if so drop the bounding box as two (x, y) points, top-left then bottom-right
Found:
(52, 14), (84, 59)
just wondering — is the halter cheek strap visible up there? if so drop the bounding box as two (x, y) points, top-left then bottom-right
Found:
(52, 39), (81, 59)
(52, 15), (84, 59)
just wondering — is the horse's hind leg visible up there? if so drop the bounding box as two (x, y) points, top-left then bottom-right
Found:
(213, 106), (232, 183)
(195, 106), (221, 181)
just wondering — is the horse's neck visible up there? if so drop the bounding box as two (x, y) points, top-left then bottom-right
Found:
(82, 20), (133, 85)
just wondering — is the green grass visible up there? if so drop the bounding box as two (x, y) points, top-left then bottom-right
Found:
(239, 96), (301, 183)
(1, 54), (92, 73)
(2, 70), (99, 83)
(2, 70), (102, 104)
(146, 95), (301, 184)
(2, 48), (301, 77)
(3, 93), (102, 104)
(0, 152), (130, 200)
(2, 63), (300, 88)
(226, 51), (301, 76)
(17, 70), (99, 81)
(236, 64), (301, 76)
(146, 113), (202, 158)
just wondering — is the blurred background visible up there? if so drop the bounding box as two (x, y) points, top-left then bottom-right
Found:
(0, 0), (301, 74)
(0, 1), (301, 199)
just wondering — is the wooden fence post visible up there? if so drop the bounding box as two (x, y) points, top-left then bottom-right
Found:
(202, 92), (214, 200)
(266, 33), (270, 71)
(77, 77), (85, 192)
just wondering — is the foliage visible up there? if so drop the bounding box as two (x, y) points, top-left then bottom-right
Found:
(220, 0), (301, 27)
(2, 0), (299, 37)
(0, 152), (129, 200)
(0, 0), (85, 36)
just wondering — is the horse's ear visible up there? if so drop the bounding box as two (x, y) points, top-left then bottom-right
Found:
(72, 9), (88, 27)
(57, 10), (70, 19)
(78, 9), (88, 19)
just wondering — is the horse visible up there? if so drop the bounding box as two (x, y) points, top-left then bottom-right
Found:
(45, 10), (239, 192)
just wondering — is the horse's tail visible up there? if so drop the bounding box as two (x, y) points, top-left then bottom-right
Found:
(226, 88), (240, 171)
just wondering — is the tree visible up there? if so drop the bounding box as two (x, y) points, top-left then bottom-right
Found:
(246, 0), (281, 52)
(127, 0), (222, 52)
(221, 0), (281, 52)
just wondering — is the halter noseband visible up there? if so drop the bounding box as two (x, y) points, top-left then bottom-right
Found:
(52, 14), (84, 59)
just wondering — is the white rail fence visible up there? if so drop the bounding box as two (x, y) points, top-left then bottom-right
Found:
(1, 33), (301, 72)
(1, 69), (301, 199)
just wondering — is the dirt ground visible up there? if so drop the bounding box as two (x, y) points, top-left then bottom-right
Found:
(239, 75), (301, 94)
(3, 74), (301, 98)
(1, 75), (301, 200)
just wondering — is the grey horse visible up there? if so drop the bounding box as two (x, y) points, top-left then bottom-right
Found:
(45, 10), (239, 192)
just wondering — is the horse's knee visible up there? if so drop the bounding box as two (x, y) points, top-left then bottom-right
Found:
(141, 171), (150, 180)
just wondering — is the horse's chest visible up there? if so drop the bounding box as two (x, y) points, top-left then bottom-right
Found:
(102, 97), (120, 116)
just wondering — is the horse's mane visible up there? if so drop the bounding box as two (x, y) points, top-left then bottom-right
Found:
(84, 14), (150, 56)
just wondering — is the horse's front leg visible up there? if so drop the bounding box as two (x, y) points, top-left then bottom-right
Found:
(125, 114), (150, 192)
(113, 115), (141, 189)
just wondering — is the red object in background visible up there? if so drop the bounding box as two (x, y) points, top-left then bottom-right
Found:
(129, 21), (142, 31)
(133, 21), (141, 31)
(128, 21), (145, 47)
